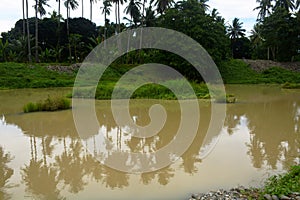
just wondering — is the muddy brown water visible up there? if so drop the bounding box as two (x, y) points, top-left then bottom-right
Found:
(0, 85), (299, 200)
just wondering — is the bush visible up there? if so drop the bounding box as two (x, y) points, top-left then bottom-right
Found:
(262, 165), (300, 196)
(23, 96), (71, 113)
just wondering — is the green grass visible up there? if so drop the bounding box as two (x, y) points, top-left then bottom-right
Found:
(282, 82), (300, 89)
(23, 96), (71, 113)
(0, 62), (75, 89)
(73, 80), (210, 100)
(218, 59), (260, 84)
(219, 59), (300, 84)
(261, 165), (300, 197)
(3, 60), (300, 100)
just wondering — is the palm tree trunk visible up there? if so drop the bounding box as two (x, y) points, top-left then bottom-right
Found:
(26, 0), (32, 62)
(82, 0), (84, 17)
(104, 11), (107, 46)
(115, 3), (118, 34)
(35, 0), (39, 62)
(90, 0), (92, 21)
(22, 0), (26, 39)
(57, 0), (61, 39)
(67, 4), (72, 62)
(117, 0), (121, 33)
(139, 0), (146, 63)
(58, 0), (61, 17)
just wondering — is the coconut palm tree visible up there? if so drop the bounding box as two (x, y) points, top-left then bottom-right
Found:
(227, 18), (246, 40)
(82, 0), (84, 17)
(250, 24), (263, 46)
(227, 18), (246, 57)
(296, 0), (300, 9)
(101, 0), (112, 40)
(124, 0), (141, 27)
(34, 0), (50, 62)
(64, 0), (79, 61)
(90, 0), (97, 21)
(275, 0), (295, 12)
(155, 0), (174, 14)
(254, 0), (273, 21)
(111, 0), (119, 34)
(25, 0), (32, 62)
(111, 0), (127, 33)
(56, 0), (61, 17)
(22, 0), (26, 38)
(199, 0), (209, 12)
(144, 5), (156, 27)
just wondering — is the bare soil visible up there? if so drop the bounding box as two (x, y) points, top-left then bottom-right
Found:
(243, 59), (300, 72)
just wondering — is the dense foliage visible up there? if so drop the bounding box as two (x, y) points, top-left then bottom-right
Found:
(252, 0), (300, 61)
(0, 0), (299, 89)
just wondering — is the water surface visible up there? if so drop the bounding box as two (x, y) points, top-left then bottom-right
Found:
(0, 85), (299, 200)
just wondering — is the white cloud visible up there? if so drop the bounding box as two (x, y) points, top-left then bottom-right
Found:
(208, 0), (259, 34)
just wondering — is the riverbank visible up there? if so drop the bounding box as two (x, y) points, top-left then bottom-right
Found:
(1, 60), (300, 99)
(189, 165), (300, 200)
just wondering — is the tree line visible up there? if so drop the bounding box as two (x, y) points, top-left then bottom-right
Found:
(0, 0), (300, 64)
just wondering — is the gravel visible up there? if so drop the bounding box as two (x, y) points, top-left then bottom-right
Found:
(189, 187), (300, 200)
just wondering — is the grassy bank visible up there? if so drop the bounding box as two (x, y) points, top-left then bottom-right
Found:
(0, 62), (75, 89)
(2, 60), (300, 100)
(219, 59), (300, 84)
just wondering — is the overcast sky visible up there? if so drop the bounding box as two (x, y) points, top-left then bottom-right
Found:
(0, 0), (258, 36)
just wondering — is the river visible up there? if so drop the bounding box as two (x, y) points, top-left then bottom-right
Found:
(0, 85), (299, 200)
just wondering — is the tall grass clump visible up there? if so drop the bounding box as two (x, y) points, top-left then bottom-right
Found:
(23, 96), (71, 113)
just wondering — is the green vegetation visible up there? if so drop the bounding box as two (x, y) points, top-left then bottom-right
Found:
(220, 59), (300, 84)
(239, 166), (300, 199)
(282, 82), (300, 89)
(261, 165), (300, 196)
(23, 96), (71, 113)
(0, 62), (75, 89)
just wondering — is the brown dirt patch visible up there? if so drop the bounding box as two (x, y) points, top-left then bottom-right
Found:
(243, 59), (300, 72)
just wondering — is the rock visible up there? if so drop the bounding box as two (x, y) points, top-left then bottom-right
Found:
(272, 195), (279, 200)
(264, 194), (273, 200)
(279, 195), (291, 200)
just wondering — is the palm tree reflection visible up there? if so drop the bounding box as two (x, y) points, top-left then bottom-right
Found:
(0, 146), (14, 200)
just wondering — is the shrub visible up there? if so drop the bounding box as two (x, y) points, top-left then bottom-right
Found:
(262, 165), (300, 196)
(23, 96), (71, 113)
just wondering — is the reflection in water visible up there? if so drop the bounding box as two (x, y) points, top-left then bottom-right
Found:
(0, 146), (14, 200)
(21, 135), (63, 200)
(0, 86), (299, 199)
(225, 97), (300, 170)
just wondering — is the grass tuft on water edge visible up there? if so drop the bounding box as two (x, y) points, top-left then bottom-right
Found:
(23, 96), (71, 113)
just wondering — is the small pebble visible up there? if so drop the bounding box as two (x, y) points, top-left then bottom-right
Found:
(280, 195), (291, 200)
(264, 194), (273, 200)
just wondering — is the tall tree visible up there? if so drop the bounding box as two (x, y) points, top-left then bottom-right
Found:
(227, 18), (246, 58)
(34, 0), (50, 62)
(25, 0), (32, 62)
(82, 0), (84, 17)
(90, 0), (97, 21)
(111, 0), (126, 33)
(296, 0), (300, 9)
(155, 0), (174, 14)
(64, 0), (79, 61)
(22, 0), (26, 38)
(227, 18), (246, 40)
(254, 0), (273, 21)
(124, 0), (141, 27)
(101, 0), (112, 41)
(275, 0), (295, 12)
(56, 0), (61, 17)
(199, 0), (209, 12)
